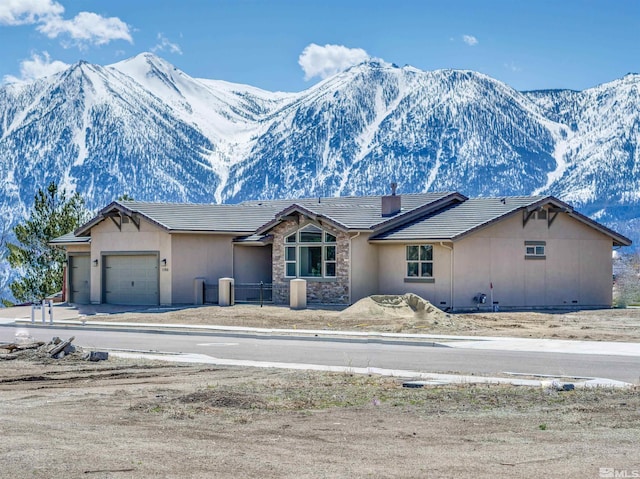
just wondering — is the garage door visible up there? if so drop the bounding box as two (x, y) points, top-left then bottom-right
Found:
(69, 255), (90, 304)
(103, 255), (159, 305)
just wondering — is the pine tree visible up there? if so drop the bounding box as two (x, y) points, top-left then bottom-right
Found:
(6, 182), (89, 304)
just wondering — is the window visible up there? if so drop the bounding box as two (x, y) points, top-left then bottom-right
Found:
(406, 245), (433, 277)
(285, 246), (296, 276)
(284, 225), (337, 278)
(525, 241), (546, 259)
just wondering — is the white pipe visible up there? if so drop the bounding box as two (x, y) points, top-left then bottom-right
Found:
(439, 242), (454, 310)
(348, 232), (361, 305)
(41, 300), (46, 324)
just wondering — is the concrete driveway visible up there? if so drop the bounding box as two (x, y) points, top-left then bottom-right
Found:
(0, 302), (176, 322)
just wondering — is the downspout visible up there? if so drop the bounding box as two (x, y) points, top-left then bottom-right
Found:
(348, 232), (361, 305)
(439, 242), (454, 311)
(231, 242), (235, 278)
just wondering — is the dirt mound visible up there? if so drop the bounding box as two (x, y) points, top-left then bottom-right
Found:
(340, 293), (449, 321)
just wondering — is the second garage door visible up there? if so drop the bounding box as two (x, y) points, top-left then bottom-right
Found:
(103, 255), (159, 305)
(69, 255), (91, 304)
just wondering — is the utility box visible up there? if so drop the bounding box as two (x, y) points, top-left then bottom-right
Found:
(219, 277), (235, 306)
(290, 279), (307, 310)
(194, 278), (205, 305)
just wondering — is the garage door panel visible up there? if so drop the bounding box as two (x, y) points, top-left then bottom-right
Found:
(104, 255), (158, 306)
(69, 255), (90, 304)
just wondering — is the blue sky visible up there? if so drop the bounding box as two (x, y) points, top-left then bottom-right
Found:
(1, 0), (638, 91)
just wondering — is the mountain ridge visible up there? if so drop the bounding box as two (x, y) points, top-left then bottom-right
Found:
(1, 52), (638, 298)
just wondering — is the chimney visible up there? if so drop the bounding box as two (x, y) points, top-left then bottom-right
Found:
(381, 182), (401, 217)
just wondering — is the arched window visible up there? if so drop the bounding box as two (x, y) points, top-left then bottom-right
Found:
(284, 225), (337, 278)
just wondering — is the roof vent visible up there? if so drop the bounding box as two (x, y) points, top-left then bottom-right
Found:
(381, 183), (401, 217)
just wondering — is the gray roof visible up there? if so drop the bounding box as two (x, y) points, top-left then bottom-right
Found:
(49, 232), (91, 244)
(68, 193), (631, 247)
(117, 201), (285, 232)
(246, 192), (456, 230)
(371, 196), (632, 246)
(75, 192), (458, 236)
(372, 196), (544, 240)
(75, 201), (286, 235)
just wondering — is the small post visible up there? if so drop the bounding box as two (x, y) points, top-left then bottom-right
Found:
(290, 279), (307, 310)
(218, 278), (235, 306)
(260, 281), (264, 308)
(193, 278), (205, 305)
(31, 303), (35, 324)
(48, 300), (53, 324)
(41, 300), (46, 324)
(490, 282), (494, 311)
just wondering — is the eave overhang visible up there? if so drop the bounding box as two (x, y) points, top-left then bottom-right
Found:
(74, 201), (171, 236)
(233, 234), (274, 246)
(371, 192), (468, 236)
(368, 195), (632, 247)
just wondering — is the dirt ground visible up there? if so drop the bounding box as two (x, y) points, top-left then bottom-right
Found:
(1, 357), (638, 479)
(91, 295), (640, 342)
(2, 298), (639, 477)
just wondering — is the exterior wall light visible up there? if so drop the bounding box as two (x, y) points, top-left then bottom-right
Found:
(93, 259), (99, 267)
(161, 258), (167, 266)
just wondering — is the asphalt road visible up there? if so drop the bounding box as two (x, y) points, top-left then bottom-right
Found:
(3, 325), (639, 383)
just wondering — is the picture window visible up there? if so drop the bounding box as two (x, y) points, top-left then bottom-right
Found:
(284, 225), (337, 278)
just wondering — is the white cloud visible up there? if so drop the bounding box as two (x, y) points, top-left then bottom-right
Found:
(298, 43), (370, 80)
(37, 11), (132, 46)
(0, 0), (132, 48)
(3, 51), (69, 83)
(504, 62), (523, 72)
(0, 0), (63, 25)
(151, 33), (183, 55)
(462, 35), (478, 46)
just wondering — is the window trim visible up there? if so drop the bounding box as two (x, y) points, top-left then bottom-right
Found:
(525, 240), (546, 260)
(284, 225), (338, 279)
(405, 244), (434, 279)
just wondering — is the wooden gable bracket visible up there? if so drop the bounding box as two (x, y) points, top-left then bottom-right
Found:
(522, 209), (536, 227)
(547, 207), (566, 228)
(107, 212), (122, 231)
(129, 213), (140, 231)
(105, 211), (140, 231)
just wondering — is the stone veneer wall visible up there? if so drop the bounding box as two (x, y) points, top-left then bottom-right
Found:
(271, 216), (350, 304)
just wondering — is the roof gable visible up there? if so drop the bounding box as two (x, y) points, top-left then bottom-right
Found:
(75, 200), (288, 236)
(370, 196), (632, 246)
(254, 192), (463, 234)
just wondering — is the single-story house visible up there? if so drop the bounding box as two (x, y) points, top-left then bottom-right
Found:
(51, 190), (631, 311)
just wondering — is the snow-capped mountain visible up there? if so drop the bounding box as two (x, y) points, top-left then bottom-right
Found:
(224, 63), (561, 202)
(524, 73), (640, 240)
(0, 52), (638, 298)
